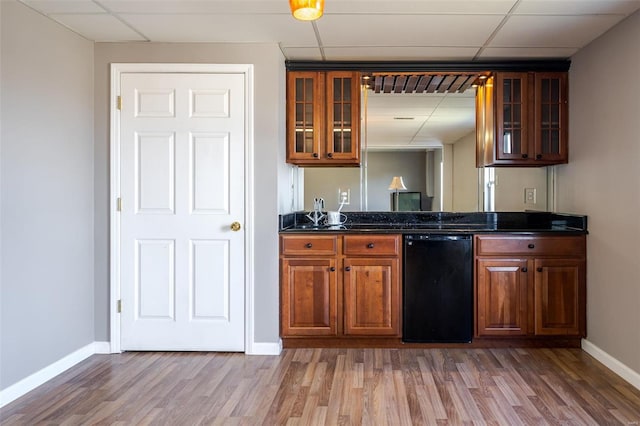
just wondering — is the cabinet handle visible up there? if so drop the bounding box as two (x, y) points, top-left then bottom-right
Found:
(367, 243), (375, 249)
(345, 266), (351, 271)
(305, 243), (313, 248)
(521, 267), (528, 272)
(537, 267), (543, 272)
(330, 267), (336, 272)
(522, 154), (529, 159)
(536, 154), (543, 160)
(327, 152), (333, 158)
(312, 153), (318, 158)
(528, 244), (535, 249)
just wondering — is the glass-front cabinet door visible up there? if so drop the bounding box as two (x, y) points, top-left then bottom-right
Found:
(287, 71), (324, 162)
(534, 72), (568, 163)
(495, 72), (530, 161)
(325, 71), (360, 164)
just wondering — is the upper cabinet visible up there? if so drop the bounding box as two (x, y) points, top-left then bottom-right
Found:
(477, 71), (568, 167)
(286, 71), (361, 166)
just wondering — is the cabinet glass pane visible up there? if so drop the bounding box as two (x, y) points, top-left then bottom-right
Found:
(330, 75), (355, 155)
(539, 77), (562, 155)
(503, 80), (511, 102)
(294, 77), (315, 154)
(501, 76), (525, 157)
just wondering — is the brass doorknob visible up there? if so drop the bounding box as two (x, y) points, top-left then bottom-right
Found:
(230, 221), (241, 232)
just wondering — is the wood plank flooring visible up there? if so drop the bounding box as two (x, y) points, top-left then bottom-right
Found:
(2, 348), (640, 425)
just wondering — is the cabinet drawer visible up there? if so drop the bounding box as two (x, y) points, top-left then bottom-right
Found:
(475, 235), (585, 257)
(281, 235), (337, 256)
(343, 235), (400, 256)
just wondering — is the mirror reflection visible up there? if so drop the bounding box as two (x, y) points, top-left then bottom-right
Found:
(302, 80), (551, 213)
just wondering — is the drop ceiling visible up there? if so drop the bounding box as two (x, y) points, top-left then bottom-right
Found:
(18, 0), (640, 148)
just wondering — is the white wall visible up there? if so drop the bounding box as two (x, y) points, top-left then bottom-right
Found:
(452, 132), (479, 211)
(558, 10), (640, 375)
(93, 42), (287, 344)
(1, 1), (95, 389)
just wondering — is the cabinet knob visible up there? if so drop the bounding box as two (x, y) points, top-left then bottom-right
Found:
(305, 243), (313, 248)
(367, 243), (375, 249)
(522, 267), (528, 272)
(537, 267), (543, 272)
(312, 153), (318, 158)
(536, 154), (543, 160)
(528, 244), (535, 249)
(330, 267), (336, 272)
(522, 154), (529, 159)
(327, 152), (333, 158)
(345, 266), (351, 271)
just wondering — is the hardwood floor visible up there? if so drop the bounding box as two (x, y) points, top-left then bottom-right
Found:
(2, 348), (640, 425)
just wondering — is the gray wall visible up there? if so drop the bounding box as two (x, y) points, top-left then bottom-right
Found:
(93, 42), (287, 344)
(1, 1), (95, 389)
(367, 151), (427, 211)
(558, 10), (640, 375)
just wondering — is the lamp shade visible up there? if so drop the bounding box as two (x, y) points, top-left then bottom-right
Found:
(388, 176), (407, 191)
(289, 0), (324, 21)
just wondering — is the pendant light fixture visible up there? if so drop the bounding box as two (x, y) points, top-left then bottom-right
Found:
(289, 0), (324, 21)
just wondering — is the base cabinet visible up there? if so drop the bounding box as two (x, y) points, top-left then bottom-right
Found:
(280, 234), (401, 339)
(475, 235), (586, 338)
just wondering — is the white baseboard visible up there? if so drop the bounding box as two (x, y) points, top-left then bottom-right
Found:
(0, 342), (100, 408)
(93, 341), (111, 354)
(582, 338), (640, 391)
(247, 339), (283, 355)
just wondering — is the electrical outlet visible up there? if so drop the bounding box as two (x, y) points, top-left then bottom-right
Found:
(338, 188), (350, 205)
(524, 188), (536, 204)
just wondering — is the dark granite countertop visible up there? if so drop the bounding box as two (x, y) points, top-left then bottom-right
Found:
(279, 211), (587, 234)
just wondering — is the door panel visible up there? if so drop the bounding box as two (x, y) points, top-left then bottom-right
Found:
(534, 258), (584, 336)
(120, 72), (245, 351)
(343, 258), (400, 336)
(476, 258), (529, 336)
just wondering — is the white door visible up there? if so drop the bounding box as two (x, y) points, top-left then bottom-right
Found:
(119, 72), (245, 351)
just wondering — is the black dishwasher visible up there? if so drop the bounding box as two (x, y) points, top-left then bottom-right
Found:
(403, 234), (473, 343)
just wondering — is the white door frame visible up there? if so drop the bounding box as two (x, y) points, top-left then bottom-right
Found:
(109, 63), (256, 354)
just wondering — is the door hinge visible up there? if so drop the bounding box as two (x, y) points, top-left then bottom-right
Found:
(117, 299), (122, 313)
(117, 197), (122, 212)
(117, 95), (122, 110)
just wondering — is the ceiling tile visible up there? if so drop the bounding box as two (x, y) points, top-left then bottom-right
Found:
(121, 14), (317, 43)
(322, 46), (480, 61)
(100, 0), (290, 14)
(325, 0), (518, 14)
(491, 14), (626, 47)
(50, 14), (146, 41)
(514, 0), (640, 15)
(317, 14), (504, 46)
(478, 47), (579, 58)
(280, 47), (323, 60)
(20, 0), (106, 14)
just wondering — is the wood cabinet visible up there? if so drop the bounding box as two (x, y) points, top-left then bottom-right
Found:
(476, 72), (568, 167)
(280, 234), (401, 339)
(474, 234), (586, 338)
(286, 71), (360, 166)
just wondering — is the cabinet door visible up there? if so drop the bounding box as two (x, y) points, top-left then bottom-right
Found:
(533, 72), (568, 164)
(286, 71), (324, 163)
(281, 257), (338, 336)
(476, 258), (529, 336)
(343, 257), (400, 336)
(325, 71), (360, 164)
(495, 72), (531, 162)
(534, 258), (585, 336)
